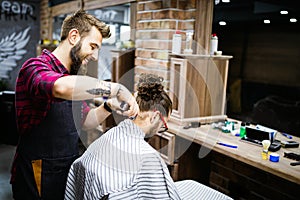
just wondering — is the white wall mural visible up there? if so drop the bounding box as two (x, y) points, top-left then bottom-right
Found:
(0, 0), (39, 90)
(0, 27), (30, 79)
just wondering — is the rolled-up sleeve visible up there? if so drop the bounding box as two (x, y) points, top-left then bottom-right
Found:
(22, 59), (68, 99)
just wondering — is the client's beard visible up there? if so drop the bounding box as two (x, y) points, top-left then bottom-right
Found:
(70, 42), (84, 75)
(145, 121), (161, 138)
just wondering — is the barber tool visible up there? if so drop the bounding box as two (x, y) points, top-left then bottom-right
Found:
(283, 152), (300, 161)
(217, 142), (238, 149)
(283, 152), (300, 166)
(183, 122), (201, 129)
(255, 124), (277, 143)
(280, 132), (293, 139)
(129, 116), (137, 120)
(281, 140), (299, 148)
(290, 161), (300, 166)
(120, 102), (136, 120)
(114, 102), (137, 120)
(120, 101), (129, 111)
(268, 140), (282, 152)
(261, 140), (271, 160)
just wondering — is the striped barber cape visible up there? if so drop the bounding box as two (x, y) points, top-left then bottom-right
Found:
(64, 119), (181, 200)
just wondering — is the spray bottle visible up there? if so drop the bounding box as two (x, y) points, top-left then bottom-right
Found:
(210, 33), (218, 55)
(172, 30), (182, 54)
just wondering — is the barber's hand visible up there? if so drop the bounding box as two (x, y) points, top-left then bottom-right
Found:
(109, 83), (139, 118)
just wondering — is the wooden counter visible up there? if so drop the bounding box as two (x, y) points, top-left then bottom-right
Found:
(158, 119), (300, 199)
(168, 120), (300, 184)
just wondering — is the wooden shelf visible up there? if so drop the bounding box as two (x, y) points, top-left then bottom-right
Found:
(169, 55), (232, 125)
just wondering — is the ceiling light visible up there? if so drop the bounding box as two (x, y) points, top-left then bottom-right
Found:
(264, 19), (270, 24)
(290, 18), (297, 23)
(280, 10), (288, 15)
(222, 0), (230, 3)
(219, 21), (227, 26)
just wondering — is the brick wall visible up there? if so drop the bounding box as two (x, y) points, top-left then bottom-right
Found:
(40, 0), (50, 40)
(134, 0), (196, 90)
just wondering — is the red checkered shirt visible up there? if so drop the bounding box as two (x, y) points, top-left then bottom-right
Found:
(15, 49), (90, 135)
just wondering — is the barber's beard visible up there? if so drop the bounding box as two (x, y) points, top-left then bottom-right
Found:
(70, 41), (86, 75)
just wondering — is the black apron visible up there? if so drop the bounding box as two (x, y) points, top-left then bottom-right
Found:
(12, 100), (83, 200)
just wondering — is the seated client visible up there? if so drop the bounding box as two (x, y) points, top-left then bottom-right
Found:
(65, 73), (233, 200)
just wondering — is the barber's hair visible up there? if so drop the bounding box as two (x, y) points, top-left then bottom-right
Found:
(136, 73), (172, 117)
(60, 9), (111, 41)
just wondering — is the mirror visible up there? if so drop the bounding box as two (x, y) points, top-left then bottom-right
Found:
(213, 0), (300, 136)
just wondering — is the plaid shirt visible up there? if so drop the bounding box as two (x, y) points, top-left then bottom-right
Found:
(15, 49), (90, 135)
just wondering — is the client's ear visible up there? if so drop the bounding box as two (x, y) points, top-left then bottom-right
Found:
(150, 111), (160, 124)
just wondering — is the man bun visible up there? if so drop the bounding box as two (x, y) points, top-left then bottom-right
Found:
(137, 73), (164, 101)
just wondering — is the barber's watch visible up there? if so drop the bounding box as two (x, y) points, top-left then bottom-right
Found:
(103, 101), (112, 113)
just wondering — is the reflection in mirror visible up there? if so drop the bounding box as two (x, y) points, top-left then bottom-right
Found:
(212, 0), (300, 136)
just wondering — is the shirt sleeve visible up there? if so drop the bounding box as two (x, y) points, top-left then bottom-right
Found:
(22, 59), (67, 99)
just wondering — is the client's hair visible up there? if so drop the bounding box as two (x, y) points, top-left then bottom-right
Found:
(136, 73), (172, 117)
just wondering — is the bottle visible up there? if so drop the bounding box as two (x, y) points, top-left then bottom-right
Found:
(239, 122), (246, 138)
(210, 33), (218, 55)
(183, 31), (193, 54)
(172, 30), (182, 54)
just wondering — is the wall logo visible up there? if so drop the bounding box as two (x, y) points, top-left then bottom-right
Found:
(0, 27), (30, 79)
(0, 0), (36, 20)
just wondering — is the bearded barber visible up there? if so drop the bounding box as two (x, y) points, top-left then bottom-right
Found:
(10, 9), (139, 200)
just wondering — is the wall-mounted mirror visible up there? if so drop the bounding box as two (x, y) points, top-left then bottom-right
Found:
(212, 0), (300, 136)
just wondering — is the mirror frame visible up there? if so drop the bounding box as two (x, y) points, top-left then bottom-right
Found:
(49, 0), (136, 41)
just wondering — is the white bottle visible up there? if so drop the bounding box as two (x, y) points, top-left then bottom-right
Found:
(210, 33), (218, 55)
(172, 30), (182, 54)
(183, 31), (193, 54)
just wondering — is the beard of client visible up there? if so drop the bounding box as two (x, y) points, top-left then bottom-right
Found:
(65, 73), (233, 200)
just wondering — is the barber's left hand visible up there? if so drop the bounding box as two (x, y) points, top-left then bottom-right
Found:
(107, 84), (139, 118)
